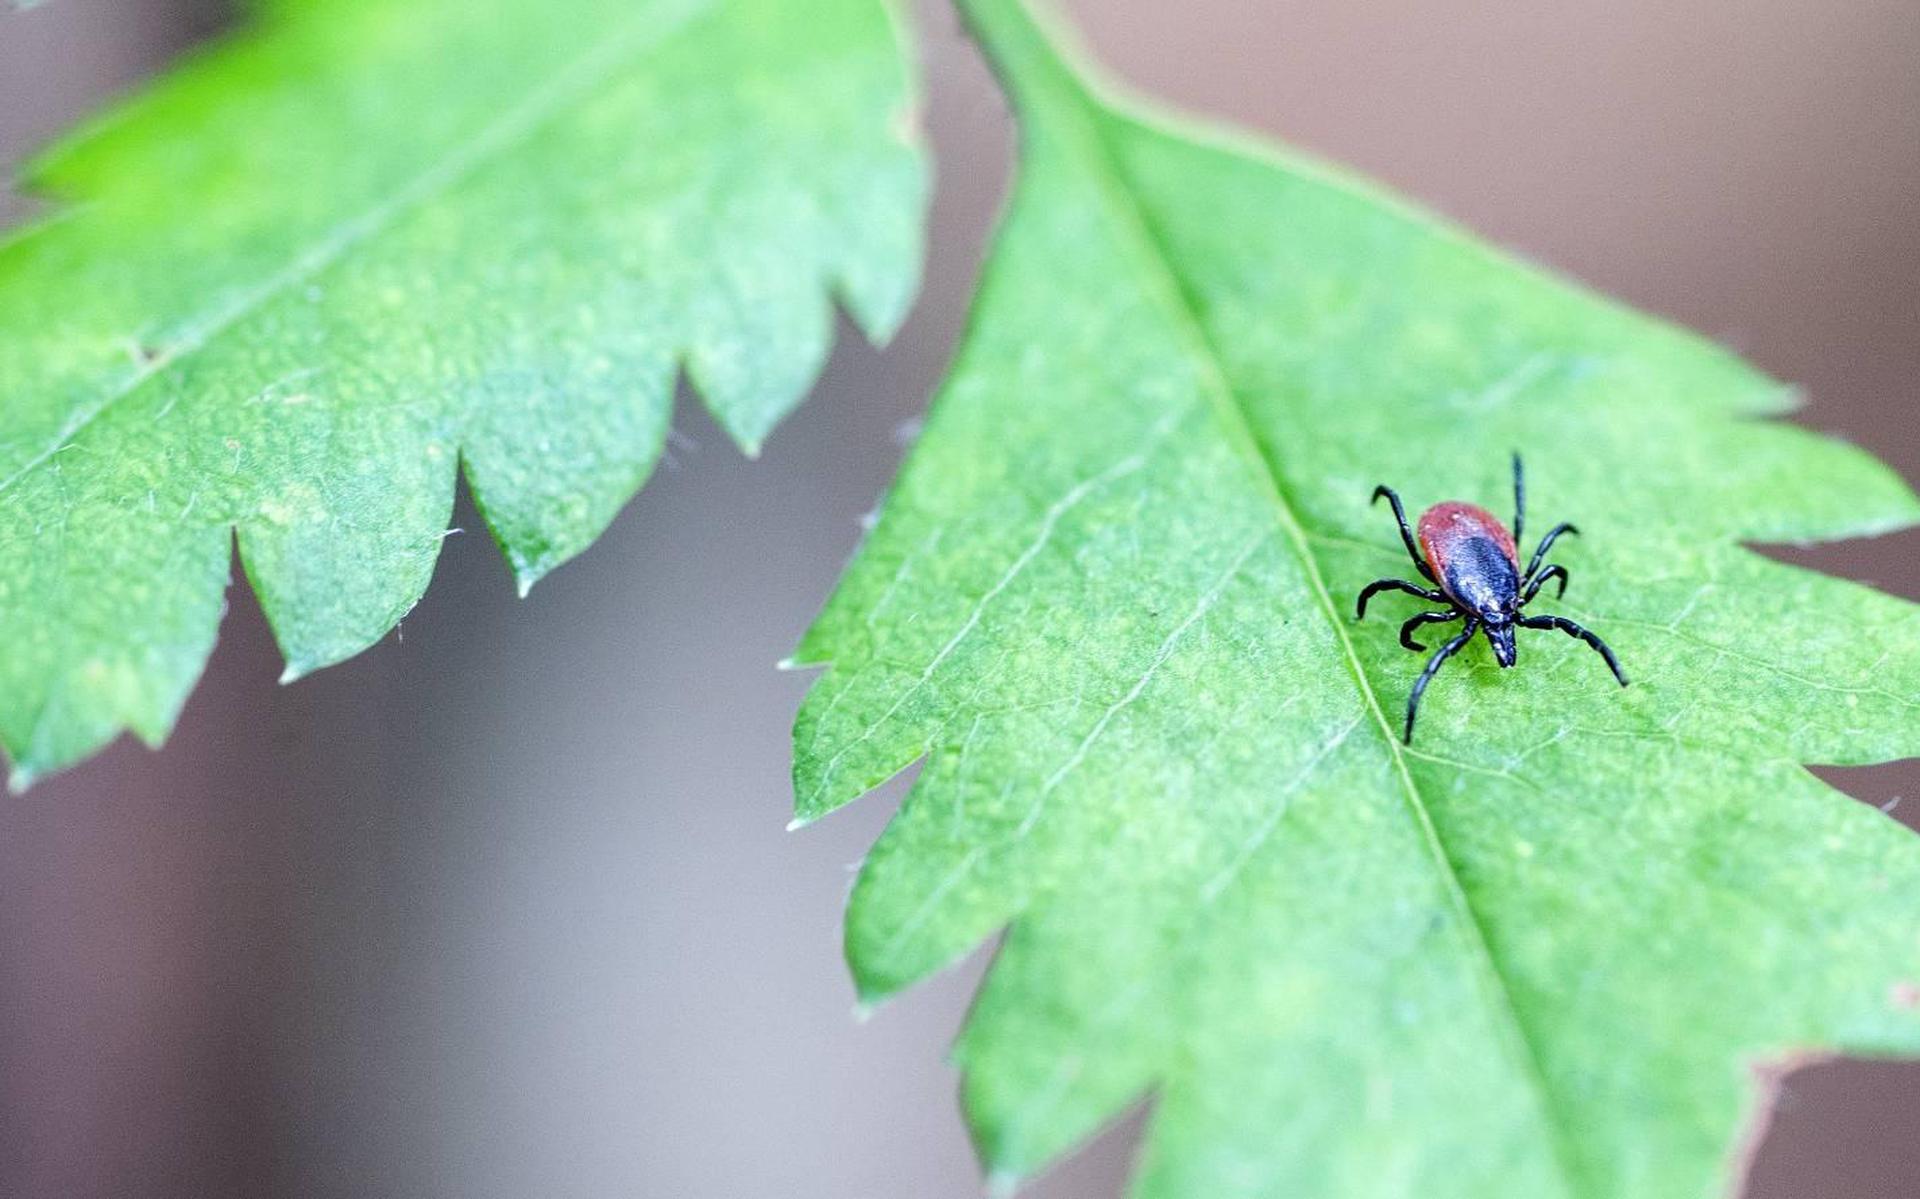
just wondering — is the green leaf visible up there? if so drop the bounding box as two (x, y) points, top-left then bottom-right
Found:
(791, 1), (1920, 1195)
(0, 0), (924, 785)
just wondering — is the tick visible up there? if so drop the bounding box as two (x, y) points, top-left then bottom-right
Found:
(1356, 454), (1628, 743)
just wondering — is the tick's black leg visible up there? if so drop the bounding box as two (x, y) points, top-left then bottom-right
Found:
(1399, 609), (1461, 651)
(1520, 613), (1628, 686)
(1357, 578), (1448, 619)
(1523, 522), (1579, 581)
(1511, 452), (1525, 550)
(1405, 619), (1478, 743)
(1372, 485), (1436, 581)
(1520, 564), (1568, 606)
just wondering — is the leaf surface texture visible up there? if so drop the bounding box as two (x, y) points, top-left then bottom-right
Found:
(0, 0), (924, 782)
(792, 2), (1920, 1195)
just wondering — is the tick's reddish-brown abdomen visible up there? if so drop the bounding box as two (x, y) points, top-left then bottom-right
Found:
(1419, 502), (1518, 602)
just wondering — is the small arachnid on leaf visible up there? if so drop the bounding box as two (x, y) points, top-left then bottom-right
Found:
(1356, 453), (1628, 743)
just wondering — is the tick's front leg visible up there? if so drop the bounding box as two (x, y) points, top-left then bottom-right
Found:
(1405, 620), (1478, 743)
(1520, 613), (1628, 686)
(1398, 609), (1461, 651)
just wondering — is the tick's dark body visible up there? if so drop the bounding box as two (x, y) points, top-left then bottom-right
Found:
(1357, 457), (1627, 742)
(1421, 502), (1518, 619)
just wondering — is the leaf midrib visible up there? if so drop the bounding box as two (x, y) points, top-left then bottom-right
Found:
(0, 0), (711, 500)
(1003, 15), (1588, 1194)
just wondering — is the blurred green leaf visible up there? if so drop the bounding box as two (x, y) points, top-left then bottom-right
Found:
(792, 1), (1920, 1195)
(0, 0), (924, 784)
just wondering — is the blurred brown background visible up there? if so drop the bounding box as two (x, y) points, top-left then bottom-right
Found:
(1, 1), (1916, 1195)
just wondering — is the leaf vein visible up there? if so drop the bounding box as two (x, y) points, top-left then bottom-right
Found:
(0, 0), (707, 500)
(1017, 527), (1269, 838)
(1051, 74), (1590, 1197)
(807, 407), (1187, 807)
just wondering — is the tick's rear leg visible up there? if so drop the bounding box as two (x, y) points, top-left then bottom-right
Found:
(1520, 613), (1628, 686)
(1511, 453), (1526, 548)
(1405, 620), (1478, 743)
(1357, 578), (1447, 619)
(1372, 485), (1436, 581)
(1520, 564), (1568, 605)
(1399, 609), (1460, 651)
